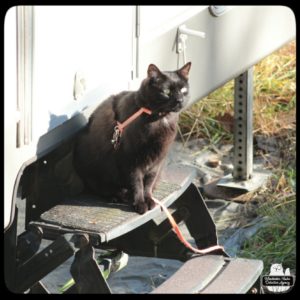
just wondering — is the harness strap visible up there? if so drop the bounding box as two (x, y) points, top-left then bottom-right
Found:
(112, 107), (152, 150)
(117, 107), (152, 134)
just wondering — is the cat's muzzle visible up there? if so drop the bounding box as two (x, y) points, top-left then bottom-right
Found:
(171, 102), (184, 112)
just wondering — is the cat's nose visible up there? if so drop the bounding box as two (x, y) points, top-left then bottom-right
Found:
(176, 97), (184, 103)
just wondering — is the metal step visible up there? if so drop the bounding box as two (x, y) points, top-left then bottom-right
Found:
(31, 164), (196, 244)
(151, 255), (263, 294)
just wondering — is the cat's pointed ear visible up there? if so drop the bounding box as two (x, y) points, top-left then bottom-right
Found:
(147, 64), (162, 79)
(178, 62), (192, 80)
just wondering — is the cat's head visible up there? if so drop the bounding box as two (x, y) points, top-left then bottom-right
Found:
(270, 264), (284, 274)
(139, 62), (191, 114)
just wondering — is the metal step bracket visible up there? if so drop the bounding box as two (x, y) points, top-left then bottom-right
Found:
(217, 68), (271, 192)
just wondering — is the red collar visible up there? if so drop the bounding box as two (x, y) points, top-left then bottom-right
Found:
(112, 107), (152, 149)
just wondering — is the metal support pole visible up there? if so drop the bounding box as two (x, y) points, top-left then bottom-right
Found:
(217, 68), (271, 192)
(233, 68), (253, 180)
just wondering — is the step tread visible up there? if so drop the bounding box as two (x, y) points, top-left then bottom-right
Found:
(200, 257), (263, 294)
(152, 255), (263, 294)
(33, 164), (196, 243)
(151, 255), (225, 294)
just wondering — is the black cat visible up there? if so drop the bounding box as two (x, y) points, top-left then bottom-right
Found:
(74, 62), (191, 214)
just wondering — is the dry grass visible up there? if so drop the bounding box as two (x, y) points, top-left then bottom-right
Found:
(178, 40), (296, 143)
(253, 40), (296, 135)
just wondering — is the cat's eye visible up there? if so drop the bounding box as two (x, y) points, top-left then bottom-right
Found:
(181, 87), (188, 94)
(163, 88), (170, 96)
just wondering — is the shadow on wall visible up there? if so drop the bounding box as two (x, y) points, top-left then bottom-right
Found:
(48, 112), (69, 131)
(35, 111), (88, 158)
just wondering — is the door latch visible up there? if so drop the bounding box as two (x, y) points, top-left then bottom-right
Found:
(73, 71), (86, 101)
(176, 25), (206, 63)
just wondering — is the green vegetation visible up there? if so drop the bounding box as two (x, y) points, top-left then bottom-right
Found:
(178, 40), (296, 273)
(239, 189), (296, 273)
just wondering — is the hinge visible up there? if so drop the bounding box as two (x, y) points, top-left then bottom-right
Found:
(16, 6), (34, 147)
(135, 6), (140, 38)
(134, 6), (140, 79)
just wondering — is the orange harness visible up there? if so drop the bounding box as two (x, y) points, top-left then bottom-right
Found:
(111, 107), (152, 149)
(117, 107), (152, 133)
(152, 197), (224, 255)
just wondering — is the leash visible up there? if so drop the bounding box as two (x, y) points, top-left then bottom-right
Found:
(111, 107), (152, 149)
(152, 197), (224, 255)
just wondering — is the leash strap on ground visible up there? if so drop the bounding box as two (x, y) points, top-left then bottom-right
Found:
(152, 197), (224, 255)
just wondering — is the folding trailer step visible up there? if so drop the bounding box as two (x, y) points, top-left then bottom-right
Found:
(151, 255), (263, 294)
(151, 255), (225, 293)
(200, 257), (263, 294)
(31, 164), (196, 243)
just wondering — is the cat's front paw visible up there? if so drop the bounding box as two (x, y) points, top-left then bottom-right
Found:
(134, 201), (148, 214)
(145, 195), (156, 210)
